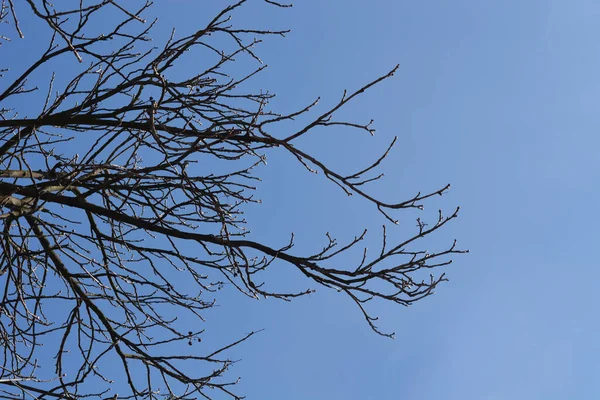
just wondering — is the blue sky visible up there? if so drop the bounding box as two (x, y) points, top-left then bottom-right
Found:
(4, 1), (600, 399)
(159, 1), (598, 398)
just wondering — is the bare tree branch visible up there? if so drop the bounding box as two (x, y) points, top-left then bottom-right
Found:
(0, 1), (466, 398)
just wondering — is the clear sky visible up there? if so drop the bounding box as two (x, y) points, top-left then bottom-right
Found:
(5, 1), (600, 399)
(157, 1), (598, 398)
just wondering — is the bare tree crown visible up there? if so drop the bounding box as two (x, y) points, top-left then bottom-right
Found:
(0, 1), (465, 398)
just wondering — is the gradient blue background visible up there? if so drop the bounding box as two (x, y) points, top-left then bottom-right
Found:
(153, 1), (600, 399)
(5, 1), (600, 399)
